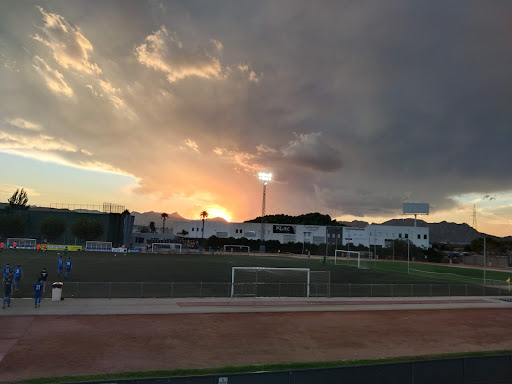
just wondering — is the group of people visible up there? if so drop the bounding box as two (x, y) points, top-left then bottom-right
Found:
(2, 263), (25, 309)
(2, 257), (62, 309)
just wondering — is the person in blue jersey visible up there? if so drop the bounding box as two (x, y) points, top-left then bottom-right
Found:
(33, 278), (43, 308)
(3, 263), (11, 279)
(57, 254), (64, 278)
(64, 256), (72, 279)
(13, 265), (23, 292)
(3, 271), (13, 309)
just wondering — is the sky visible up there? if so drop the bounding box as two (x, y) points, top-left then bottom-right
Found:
(1, 1), (512, 237)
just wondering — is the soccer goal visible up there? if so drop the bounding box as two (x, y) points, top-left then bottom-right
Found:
(334, 250), (374, 269)
(231, 267), (311, 297)
(223, 245), (250, 253)
(7, 238), (36, 249)
(151, 243), (182, 253)
(85, 241), (113, 252)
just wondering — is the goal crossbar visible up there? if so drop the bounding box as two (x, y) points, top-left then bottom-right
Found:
(231, 267), (310, 297)
(335, 250), (373, 269)
(223, 245), (250, 253)
(151, 243), (182, 253)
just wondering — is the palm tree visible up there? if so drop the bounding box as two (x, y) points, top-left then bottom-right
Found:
(161, 212), (169, 234)
(200, 210), (209, 239)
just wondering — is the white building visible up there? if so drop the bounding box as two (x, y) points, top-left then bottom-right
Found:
(172, 220), (328, 245)
(343, 224), (429, 249)
(170, 220), (430, 249)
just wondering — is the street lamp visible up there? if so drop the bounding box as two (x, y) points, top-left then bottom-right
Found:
(407, 238), (410, 274)
(258, 172), (272, 252)
(302, 231), (311, 255)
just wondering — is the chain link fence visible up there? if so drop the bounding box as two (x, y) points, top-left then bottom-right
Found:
(43, 282), (512, 299)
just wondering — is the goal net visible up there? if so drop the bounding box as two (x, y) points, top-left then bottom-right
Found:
(7, 238), (36, 249)
(151, 243), (182, 253)
(231, 267), (311, 297)
(335, 250), (374, 269)
(223, 245), (250, 253)
(85, 241), (113, 252)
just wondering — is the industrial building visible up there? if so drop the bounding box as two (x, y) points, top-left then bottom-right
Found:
(169, 220), (430, 249)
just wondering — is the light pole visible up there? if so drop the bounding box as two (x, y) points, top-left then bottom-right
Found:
(407, 238), (410, 274)
(258, 172), (272, 252)
(302, 231), (311, 255)
(483, 236), (486, 285)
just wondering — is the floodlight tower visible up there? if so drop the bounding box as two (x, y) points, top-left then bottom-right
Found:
(258, 172), (272, 252)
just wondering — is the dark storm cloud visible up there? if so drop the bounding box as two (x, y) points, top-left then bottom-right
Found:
(1, 0), (512, 221)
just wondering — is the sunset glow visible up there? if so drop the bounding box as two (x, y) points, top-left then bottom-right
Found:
(1, 2), (512, 237)
(207, 209), (232, 223)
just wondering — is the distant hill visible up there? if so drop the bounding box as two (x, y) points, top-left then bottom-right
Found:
(131, 211), (227, 227)
(380, 218), (490, 244)
(130, 211), (503, 244)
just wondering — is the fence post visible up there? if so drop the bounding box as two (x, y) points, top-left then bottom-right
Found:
(200, 282), (203, 298)
(466, 284), (468, 296)
(349, 283), (351, 298)
(141, 282), (144, 298)
(108, 282), (111, 299)
(391, 284), (394, 297)
(170, 282), (174, 298)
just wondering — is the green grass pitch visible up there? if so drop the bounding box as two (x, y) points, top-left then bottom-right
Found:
(1, 249), (510, 298)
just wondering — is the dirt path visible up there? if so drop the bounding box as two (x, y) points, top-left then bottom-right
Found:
(1, 308), (512, 382)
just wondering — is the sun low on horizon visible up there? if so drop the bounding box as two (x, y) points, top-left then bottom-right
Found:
(1, 2), (512, 237)
(206, 208), (232, 222)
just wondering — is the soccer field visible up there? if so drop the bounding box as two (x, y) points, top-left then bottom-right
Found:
(1, 249), (510, 298)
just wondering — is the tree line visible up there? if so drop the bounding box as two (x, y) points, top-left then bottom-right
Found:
(0, 213), (105, 243)
(1, 187), (105, 243)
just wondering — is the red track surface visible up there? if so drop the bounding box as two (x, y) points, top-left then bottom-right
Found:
(2, 308), (512, 382)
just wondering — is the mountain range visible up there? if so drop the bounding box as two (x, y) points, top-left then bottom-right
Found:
(131, 212), (509, 244)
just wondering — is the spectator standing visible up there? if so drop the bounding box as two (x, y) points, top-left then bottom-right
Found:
(3, 272), (13, 309)
(40, 267), (49, 293)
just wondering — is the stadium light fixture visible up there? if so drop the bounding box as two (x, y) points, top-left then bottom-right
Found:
(258, 172), (272, 252)
(258, 172), (272, 183)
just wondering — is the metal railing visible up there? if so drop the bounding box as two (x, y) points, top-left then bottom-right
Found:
(43, 282), (512, 299)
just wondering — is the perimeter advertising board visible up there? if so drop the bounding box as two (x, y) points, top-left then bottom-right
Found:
(403, 203), (430, 214)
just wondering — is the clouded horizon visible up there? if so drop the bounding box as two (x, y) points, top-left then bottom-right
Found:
(1, 1), (512, 236)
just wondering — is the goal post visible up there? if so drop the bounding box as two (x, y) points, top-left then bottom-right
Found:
(223, 245), (250, 253)
(7, 238), (36, 249)
(231, 267), (310, 297)
(151, 243), (182, 253)
(85, 241), (113, 252)
(335, 250), (374, 269)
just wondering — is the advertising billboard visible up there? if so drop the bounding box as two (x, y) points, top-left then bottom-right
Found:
(273, 225), (296, 234)
(403, 203), (430, 214)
